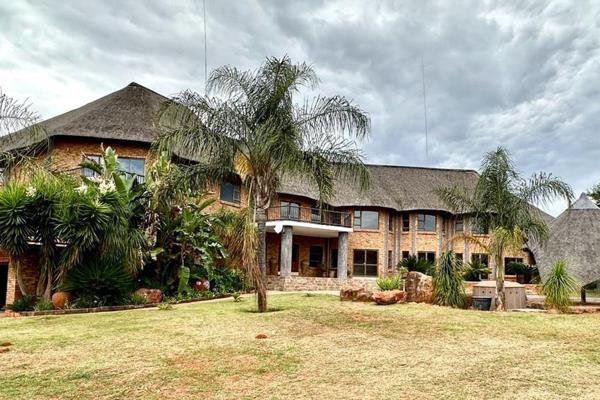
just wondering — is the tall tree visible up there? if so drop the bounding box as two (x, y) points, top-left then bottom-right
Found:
(437, 147), (572, 310)
(158, 56), (371, 311)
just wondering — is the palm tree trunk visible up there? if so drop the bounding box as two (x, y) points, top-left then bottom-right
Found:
(44, 266), (53, 300)
(255, 207), (267, 312)
(10, 255), (28, 297)
(494, 252), (506, 311)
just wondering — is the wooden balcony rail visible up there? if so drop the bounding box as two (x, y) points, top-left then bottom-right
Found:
(266, 205), (352, 228)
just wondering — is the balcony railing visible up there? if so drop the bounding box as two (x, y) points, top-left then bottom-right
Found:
(267, 205), (352, 228)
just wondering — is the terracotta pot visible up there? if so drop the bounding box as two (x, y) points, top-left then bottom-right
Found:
(193, 280), (210, 292)
(51, 291), (72, 309)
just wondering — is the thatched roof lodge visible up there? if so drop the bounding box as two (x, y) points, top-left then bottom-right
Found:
(535, 193), (600, 286)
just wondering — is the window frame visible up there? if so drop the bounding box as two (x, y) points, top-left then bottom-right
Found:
(417, 251), (436, 264)
(417, 213), (437, 232)
(280, 201), (300, 220)
(353, 210), (379, 230)
(472, 217), (489, 235)
(471, 253), (489, 266)
(352, 249), (378, 277)
(219, 180), (241, 204)
(402, 214), (410, 232)
(455, 215), (464, 232)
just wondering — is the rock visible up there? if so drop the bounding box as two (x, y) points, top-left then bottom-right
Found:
(340, 285), (373, 302)
(255, 333), (268, 339)
(0, 342), (11, 347)
(135, 288), (162, 304)
(373, 290), (404, 305)
(404, 271), (433, 303)
(0, 347), (9, 353)
(51, 291), (72, 309)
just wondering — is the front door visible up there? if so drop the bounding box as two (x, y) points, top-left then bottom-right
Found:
(0, 263), (7, 309)
(330, 249), (338, 270)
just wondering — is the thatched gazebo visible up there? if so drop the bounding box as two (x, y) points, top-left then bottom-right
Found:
(535, 193), (600, 301)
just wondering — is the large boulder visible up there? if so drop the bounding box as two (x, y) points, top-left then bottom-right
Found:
(372, 290), (405, 305)
(135, 288), (162, 304)
(404, 272), (433, 303)
(340, 285), (373, 302)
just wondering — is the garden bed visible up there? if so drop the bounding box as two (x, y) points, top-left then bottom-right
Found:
(3, 293), (234, 317)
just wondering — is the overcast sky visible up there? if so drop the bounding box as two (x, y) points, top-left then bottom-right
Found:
(1, 0), (599, 215)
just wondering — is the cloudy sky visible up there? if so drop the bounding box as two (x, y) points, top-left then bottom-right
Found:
(1, 0), (599, 215)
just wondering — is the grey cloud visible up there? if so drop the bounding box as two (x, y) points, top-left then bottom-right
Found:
(2, 0), (599, 215)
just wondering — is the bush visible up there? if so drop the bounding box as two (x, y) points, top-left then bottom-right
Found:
(129, 293), (148, 305)
(62, 258), (134, 306)
(433, 251), (466, 308)
(397, 255), (434, 276)
(6, 295), (37, 312)
(542, 260), (578, 311)
(462, 259), (490, 281)
(34, 298), (55, 311)
(210, 267), (247, 293)
(376, 274), (402, 291)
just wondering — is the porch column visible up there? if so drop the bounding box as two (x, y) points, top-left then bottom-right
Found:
(280, 226), (293, 277)
(337, 232), (349, 279)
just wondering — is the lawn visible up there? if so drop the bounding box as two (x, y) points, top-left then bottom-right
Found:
(2, 294), (600, 400)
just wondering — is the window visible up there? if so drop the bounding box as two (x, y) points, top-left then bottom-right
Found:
(353, 210), (379, 229)
(402, 214), (410, 232)
(472, 217), (488, 234)
(353, 249), (378, 277)
(417, 251), (436, 264)
(417, 213), (437, 232)
(387, 250), (393, 270)
(402, 251), (410, 260)
(118, 157), (145, 179)
(471, 253), (489, 266)
(456, 253), (463, 263)
(388, 214), (394, 232)
(220, 181), (241, 204)
(309, 246), (324, 267)
(311, 203), (321, 223)
(280, 201), (300, 220)
(455, 215), (464, 232)
(504, 257), (524, 268)
(81, 154), (101, 178)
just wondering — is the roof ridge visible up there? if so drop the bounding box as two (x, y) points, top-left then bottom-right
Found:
(365, 163), (478, 174)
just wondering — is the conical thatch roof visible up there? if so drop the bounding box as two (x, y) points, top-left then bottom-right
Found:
(536, 193), (600, 286)
(0, 82), (167, 152)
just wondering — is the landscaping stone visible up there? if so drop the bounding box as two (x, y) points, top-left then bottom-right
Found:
(135, 288), (162, 304)
(255, 333), (268, 339)
(340, 285), (373, 302)
(404, 272), (433, 303)
(0, 347), (9, 353)
(51, 291), (72, 309)
(372, 290), (404, 305)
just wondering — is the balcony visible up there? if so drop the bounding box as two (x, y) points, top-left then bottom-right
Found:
(266, 205), (352, 228)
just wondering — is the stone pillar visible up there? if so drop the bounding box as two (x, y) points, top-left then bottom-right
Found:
(337, 232), (349, 279)
(280, 226), (293, 277)
(410, 213), (417, 255)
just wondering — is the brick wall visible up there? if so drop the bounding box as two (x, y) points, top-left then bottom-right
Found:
(3, 250), (40, 305)
(266, 275), (378, 291)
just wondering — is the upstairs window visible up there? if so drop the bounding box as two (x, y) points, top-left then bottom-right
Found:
(455, 215), (464, 232)
(417, 213), (436, 232)
(82, 155), (145, 183)
(472, 217), (488, 235)
(354, 210), (379, 229)
(280, 201), (300, 220)
(220, 181), (241, 204)
(388, 213), (394, 232)
(82, 154), (101, 178)
(402, 214), (410, 232)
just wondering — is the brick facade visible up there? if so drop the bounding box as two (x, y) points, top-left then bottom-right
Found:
(2, 250), (40, 306)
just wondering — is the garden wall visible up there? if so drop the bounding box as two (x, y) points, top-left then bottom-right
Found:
(266, 276), (378, 291)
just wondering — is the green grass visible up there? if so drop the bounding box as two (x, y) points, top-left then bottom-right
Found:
(2, 294), (600, 399)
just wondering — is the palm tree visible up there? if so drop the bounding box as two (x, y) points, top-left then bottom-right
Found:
(158, 56), (371, 311)
(437, 147), (572, 310)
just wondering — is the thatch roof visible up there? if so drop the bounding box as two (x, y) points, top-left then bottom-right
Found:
(0, 82), (166, 152)
(280, 165), (481, 213)
(535, 193), (600, 286)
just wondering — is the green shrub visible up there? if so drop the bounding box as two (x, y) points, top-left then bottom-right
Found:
(62, 258), (133, 306)
(397, 255), (434, 275)
(376, 274), (402, 291)
(129, 293), (148, 305)
(433, 251), (466, 308)
(542, 260), (578, 311)
(34, 298), (55, 311)
(6, 295), (37, 312)
(462, 259), (490, 281)
(158, 302), (173, 311)
(211, 267), (247, 293)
